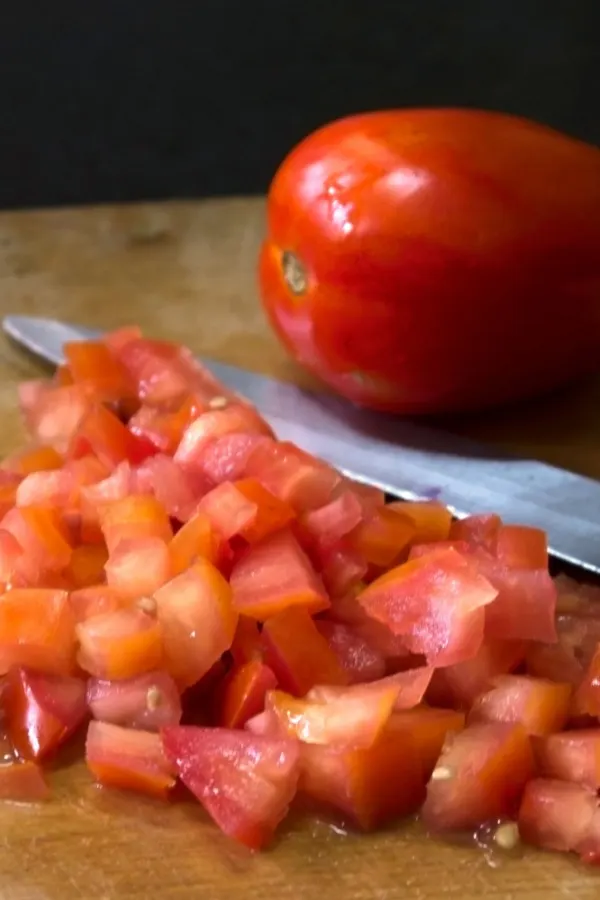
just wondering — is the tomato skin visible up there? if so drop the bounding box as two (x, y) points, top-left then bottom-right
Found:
(260, 109), (600, 414)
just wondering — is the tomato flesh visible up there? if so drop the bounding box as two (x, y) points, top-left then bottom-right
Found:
(358, 548), (497, 666)
(161, 726), (300, 849)
(468, 675), (572, 736)
(5, 667), (88, 760)
(86, 720), (176, 800)
(87, 670), (182, 731)
(422, 722), (535, 831)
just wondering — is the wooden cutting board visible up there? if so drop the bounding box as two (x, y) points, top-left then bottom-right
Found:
(0, 197), (598, 900)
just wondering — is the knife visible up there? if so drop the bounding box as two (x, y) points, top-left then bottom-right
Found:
(4, 313), (600, 575)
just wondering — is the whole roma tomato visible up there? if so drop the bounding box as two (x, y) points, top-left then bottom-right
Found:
(259, 109), (600, 414)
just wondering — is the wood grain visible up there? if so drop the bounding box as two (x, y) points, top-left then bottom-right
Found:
(0, 197), (598, 900)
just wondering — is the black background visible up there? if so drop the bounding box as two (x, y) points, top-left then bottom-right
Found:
(0, 1), (597, 209)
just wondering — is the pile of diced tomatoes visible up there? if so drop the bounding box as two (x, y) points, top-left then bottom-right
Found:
(0, 327), (599, 864)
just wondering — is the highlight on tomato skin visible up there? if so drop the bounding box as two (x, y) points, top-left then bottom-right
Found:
(2, 323), (600, 865)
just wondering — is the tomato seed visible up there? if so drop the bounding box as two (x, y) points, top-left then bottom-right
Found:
(493, 822), (520, 850)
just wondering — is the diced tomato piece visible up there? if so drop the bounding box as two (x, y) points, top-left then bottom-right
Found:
(198, 433), (271, 485)
(174, 406), (273, 469)
(0, 589), (75, 675)
(0, 528), (24, 583)
(0, 759), (50, 801)
(315, 620), (386, 684)
(421, 722), (535, 831)
(161, 726), (300, 849)
(266, 679), (399, 749)
(357, 547), (497, 667)
(233, 478), (296, 543)
(19, 381), (94, 451)
(110, 337), (194, 406)
(518, 778), (600, 859)
(573, 645), (600, 717)
(135, 453), (209, 522)
(64, 544), (108, 589)
(336, 478), (385, 515)
(69, 585), (125, 624)
(97, 494), (173, 554)
(527, 614), (600, 687)
(129, 396), (201, 455)
(392, 706), (466, 779)
(495, 524), (548, 570)
(408, 540), (472, 561)
(427, 639), (526, 709)
(230, 616), (264, 665)
(242, 440), (341, 512)
(216, 660), (277, 729)
(536, 730), (600, 791)
(262, 607), (348, 695)
(16, 454), (108, 511)
(80, 460), (138, 509)
(54, 362), (74, 386)
(387, 500), (452, 543)
(86, 720), (175, 800)
(468, 675), (572, 736)
(449, 514), (502, 552)
(299, 712), (426, 830)
(230, 528), (329, 620)
(154, 559), (238, 689)
(197, 481), (258, 541)
(318, 543), (368, 598)
(474, 551), (558, 644)
(72, 404), (157, 468)
(87, 670), (182, 731)
(168, 511), (222, 575)
(346, 506), (415, 568)
(103, 325), (142, 354)
(76, 607), (163, 679)
(3, 444), (63, 475)
(307, 667), (433, 711)
(64, 340), (136, 403)
(2, 505), (72, 572)
(105, 536), (172, 599)
(301, 490), (363, 546)
(329, 591), (415, 667)
(5, 667), (87, 760)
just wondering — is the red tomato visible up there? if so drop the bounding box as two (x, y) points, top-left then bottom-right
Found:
(215, 660), (277, 729)
(536, 730), (600, 791)
(97, 495), (173, 554)
(259, 109), (600, 414)
(427, 638), (526, 709)
(76, 607), (164, 680)
(63, 340), (136, 405)
(71, 404), (157, 468)
(230, 527), (330, 620)
(0, 589), (76, 676)
(388, 500), (452, 544)
(5, 667), (87, 760)
(242, 439), (341, 512)
(86, 670), (182, 731)
(518, 778), (600, 861)
(161, 726), (300, 849)
(266, 681), (398, 749)
(105, 536), (172, 599)
(315, 620), (386, 684)
(174, 405), (273, 469)
(301, 490), (363, 545)
(299, 712), (426, 830)
(421, 722), (535, 831)
(86, 720), (176, 800)
(357, 547), (497, 666)
(153, 559), (238, 689)
(168, 511), (222, 575)
(307, 667), (433, 711)
(262, 606), (348, 696)
(135, 453), (209, 522)
(468, 675), (572, 736)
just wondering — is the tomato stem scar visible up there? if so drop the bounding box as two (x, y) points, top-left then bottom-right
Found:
(281, 251), (307, 295)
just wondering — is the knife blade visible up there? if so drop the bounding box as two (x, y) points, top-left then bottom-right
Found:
(4, 313), (600, 575)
